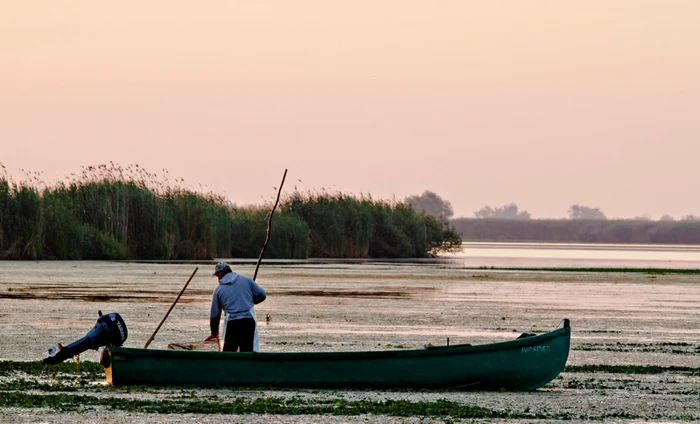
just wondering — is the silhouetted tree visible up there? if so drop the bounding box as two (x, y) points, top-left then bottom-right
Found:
(659, 214), (675, 221)
(681, 214), (699, 221)
(568, 205), (606, 220)
(474, 202), (531, 219)
(404, 190), (454, 220)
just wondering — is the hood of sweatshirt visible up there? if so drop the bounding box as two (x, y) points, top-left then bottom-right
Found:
(218, 272), (239, 285)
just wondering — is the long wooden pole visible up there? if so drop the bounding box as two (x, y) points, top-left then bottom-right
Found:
(221, 169), (287, 351)
(144, 267), (199, 349)
(253, 169), (287, 281)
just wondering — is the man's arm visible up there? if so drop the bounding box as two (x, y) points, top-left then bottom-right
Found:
(207, 289), (222, 338)
(251, 280), (267, 304)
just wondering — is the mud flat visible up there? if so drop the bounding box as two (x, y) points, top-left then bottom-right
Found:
(1, 261), (699, 423)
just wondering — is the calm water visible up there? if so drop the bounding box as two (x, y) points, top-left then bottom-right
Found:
(440, 242), (700, 269)
(216, 242), (700, 269)
(110, 242), (700, 270)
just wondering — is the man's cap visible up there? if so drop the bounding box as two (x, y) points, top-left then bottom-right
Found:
(213, 261), (231, 275)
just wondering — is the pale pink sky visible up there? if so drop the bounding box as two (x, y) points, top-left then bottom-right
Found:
(1, 1), (698, 218)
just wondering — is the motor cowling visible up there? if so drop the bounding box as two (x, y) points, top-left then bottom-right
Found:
(43, 311), (128, 365)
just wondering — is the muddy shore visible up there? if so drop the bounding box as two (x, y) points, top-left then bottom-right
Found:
(1, 261), (698, 422)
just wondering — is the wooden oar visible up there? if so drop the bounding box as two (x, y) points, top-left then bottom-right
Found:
(144, 267), (199, 349)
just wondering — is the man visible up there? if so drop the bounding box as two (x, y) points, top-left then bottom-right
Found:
(205, 262), (266, 352)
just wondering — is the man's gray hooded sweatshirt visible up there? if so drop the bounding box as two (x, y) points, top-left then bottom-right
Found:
(210, 272), (266, 337)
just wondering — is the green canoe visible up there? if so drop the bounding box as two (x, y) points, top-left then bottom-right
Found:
(105, 319), (570, 390)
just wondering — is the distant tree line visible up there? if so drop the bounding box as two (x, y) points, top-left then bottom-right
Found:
(404, 191), (700, 244)
(0, 165), (461, 260)
(469, 202), (698, 223)
(470, 202), (607, 220)
(450, 218), (700, 245)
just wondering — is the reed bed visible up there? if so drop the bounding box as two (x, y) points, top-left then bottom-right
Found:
(0, 164), (461, 260)
(286, 191), (460, 258)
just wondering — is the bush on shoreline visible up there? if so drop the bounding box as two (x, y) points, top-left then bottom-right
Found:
(0, 165), (461, 260)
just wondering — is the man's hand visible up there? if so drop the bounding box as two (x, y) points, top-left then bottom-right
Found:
(204, 334), (218, 342)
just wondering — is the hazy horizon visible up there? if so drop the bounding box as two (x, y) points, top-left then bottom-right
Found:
(2, 2), (698, 219)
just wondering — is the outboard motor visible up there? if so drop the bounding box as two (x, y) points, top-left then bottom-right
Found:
(43, 311), (128, 365)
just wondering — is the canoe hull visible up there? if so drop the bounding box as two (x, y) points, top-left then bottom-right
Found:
(107, 321), (570, 390)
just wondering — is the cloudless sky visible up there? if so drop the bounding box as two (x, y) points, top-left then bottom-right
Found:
(1, 1), (698, 218)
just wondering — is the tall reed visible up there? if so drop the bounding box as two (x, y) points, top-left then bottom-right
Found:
(0, 164), (462, 260)
(283, 191), (461, 258)
(0, 178), (43, 259)
(230, 206), (310, 259)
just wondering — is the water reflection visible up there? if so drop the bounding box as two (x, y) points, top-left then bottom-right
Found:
(441, 242), (700, 269)
(212, 242), (700, 269)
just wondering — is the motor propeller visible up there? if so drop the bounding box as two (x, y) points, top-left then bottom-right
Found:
(43, 311), (128, 365)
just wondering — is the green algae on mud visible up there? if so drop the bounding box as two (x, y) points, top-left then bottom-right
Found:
(573, 342), (700, 355)
(7, 391), (692, 421)
(0, 360), (103, 380)
(564, 364), (700, 374)
(0, 392), (519, 418)
(0, 391), (620, 420)
(0, 379), (80, 392)
(2, 361), (699, 421)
